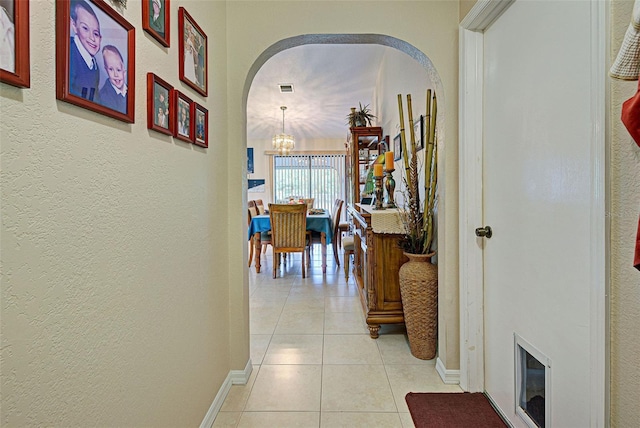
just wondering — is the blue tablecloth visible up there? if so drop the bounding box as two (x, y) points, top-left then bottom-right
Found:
(248, 211), (332, 244)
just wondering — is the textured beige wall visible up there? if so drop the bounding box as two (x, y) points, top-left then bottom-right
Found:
(459, 0), (477, 21)
(0, 1), (234, 426)
(609, 1), (640, 425)
(227, 0), (460, 370)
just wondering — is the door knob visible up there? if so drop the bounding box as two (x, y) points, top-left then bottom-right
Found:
(475, 226), (492, 238)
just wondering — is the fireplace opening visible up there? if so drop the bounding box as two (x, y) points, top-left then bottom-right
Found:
(515, 334), (550, 428)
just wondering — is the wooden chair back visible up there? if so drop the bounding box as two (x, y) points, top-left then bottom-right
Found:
(248, 200), (258, 219)
(303, 198), (314, 211)
(255, 199), (266, 215)
(269, 203), (309, 278)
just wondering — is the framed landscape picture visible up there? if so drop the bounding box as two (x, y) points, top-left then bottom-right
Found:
(193, 102), (208, 147)
(173, 89), (193, 143)
(146, 73), (173, 135)
(0, 0), (30, 88)
(55, 0), (135, 123)
(178, 7), (207, 97)
(142, 0), (169, 47)
(247, 148), (254, 173)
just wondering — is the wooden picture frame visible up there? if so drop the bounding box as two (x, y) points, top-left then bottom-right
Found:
(55, 0), (135, 123)
(178, 7), (207, 97)
(193, 102), (208, 147)
(173, 89), (194, 143)
(147, 73), (173, 135)
(142, 0), (169, 47)
(0, 0), (30, 88)
(393, 133), (402, 161)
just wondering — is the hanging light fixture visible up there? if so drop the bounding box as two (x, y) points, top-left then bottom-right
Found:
(272, 106), (295, 155)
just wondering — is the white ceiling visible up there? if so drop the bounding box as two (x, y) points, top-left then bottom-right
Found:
(246, 44), (391, 141)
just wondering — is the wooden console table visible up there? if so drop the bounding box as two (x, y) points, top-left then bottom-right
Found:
(347, 204), (407, 338)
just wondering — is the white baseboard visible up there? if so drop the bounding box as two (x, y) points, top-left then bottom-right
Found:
(436, 357), (461, 385)
(485, 391), (514, 427)
(200, 359), (253, 428)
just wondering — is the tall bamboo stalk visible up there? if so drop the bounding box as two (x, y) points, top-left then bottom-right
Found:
(422, 89), (432, 232)
(397, 94), (411, 191)
(423, 91), (438, 252)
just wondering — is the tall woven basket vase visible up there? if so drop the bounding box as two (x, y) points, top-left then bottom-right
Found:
(399, 252), (438, 360)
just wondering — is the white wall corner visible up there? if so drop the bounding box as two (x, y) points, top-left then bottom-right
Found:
(436, 357), (461, 385)
(200, 359), (253, 428)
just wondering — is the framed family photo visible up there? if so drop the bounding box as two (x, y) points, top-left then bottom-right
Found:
(147, 73), (173, 135)
(173, 90), (193, 143)
(0, 0), (30, 88)
(55, 0), (135, 123)
(193, 103), (208, 147)
(142, 0), (169, 47)
(178, 7), (207, 97)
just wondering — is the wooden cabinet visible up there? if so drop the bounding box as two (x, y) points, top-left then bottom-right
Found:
(346, 127), (383, 206)
(347, 203), (407, 338)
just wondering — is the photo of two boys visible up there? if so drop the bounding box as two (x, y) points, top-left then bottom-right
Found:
(69, 0), (128, 114)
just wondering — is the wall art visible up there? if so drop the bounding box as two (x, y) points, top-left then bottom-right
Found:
(56, 0), (135, 122)
(178, 7), (207, 97)
(142, 0), (169, 47)
(173, 89), (193, 143)
(0, 0), (30, 88)
(146, 72), (173, 135)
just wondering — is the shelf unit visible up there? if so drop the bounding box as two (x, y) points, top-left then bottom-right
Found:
(346, 127), (383, 206)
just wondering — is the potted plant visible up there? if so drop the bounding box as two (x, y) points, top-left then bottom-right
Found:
(347, 103), (376, 127)
(396, 90), (438, 360)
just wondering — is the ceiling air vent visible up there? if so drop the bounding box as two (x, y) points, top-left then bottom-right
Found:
(278, 83), (294, 93)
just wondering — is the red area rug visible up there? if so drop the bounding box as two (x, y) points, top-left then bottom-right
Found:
(405, 392), (508, 428)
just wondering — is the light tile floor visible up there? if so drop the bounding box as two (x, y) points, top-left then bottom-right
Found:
(214, 245), (461, 428)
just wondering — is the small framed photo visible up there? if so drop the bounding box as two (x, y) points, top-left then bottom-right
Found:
(142, 0), (169, 47)
(178, 7), (207, 97)
(193, 103), (208, 147)
(393, 133), (402, 161)
(147, 73), (173, 135)
(0, 0), (30, 88)
(55, 0), (135, 123)
(173, 90), (194, 143)
(414, 115), (425, 152)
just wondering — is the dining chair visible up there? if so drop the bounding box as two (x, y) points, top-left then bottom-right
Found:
(343, 235), (355, 280)
(248, 202), (271, 267)
(255, 199), (266, 215)
(303, 198), (314, 211)
(308, 199), (343, 266)
(269, 203), (309, 278)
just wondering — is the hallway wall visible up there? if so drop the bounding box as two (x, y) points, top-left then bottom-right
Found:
(0, 1), (232, 425)
(609, 1), (640, 425)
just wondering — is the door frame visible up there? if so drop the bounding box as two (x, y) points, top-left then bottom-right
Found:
(458, 0), (607, 424)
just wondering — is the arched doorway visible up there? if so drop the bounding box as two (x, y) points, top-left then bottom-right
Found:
(242, 33), (453, 382)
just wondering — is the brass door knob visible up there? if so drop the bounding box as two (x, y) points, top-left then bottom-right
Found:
(475, 226), (493, 238)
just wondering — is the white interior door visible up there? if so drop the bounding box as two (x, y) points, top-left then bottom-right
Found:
(460, 0), (606, 426)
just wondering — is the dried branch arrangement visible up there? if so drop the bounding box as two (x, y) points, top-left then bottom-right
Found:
(397, 90), (438, 254)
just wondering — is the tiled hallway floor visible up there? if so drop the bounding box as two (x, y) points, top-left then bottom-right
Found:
(213, 246), (461, 427)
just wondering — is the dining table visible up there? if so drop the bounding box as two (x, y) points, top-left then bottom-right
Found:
(248, 210), (333, 273)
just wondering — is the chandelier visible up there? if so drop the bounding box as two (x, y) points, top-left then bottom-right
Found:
(272, 106), (295, 155)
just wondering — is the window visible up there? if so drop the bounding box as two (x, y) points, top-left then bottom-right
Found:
(273, 154), (346, 212)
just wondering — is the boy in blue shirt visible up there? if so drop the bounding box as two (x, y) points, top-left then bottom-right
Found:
(69, 0), (101, 101)
(98, 45), (127, 114)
